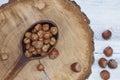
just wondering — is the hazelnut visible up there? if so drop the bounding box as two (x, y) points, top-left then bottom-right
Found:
(28, 46), (35, 52)
(32, 41), (43, 49)
(37, 30), (44, 38)
(50, 27), (58, 35)
(32, 50), (37, 55)
(35, 24), (42, 31)
(41, 52), (47, 57)
(26, 44), (31, 49)
(36, 49), (41, 54)
(71, 62), (81, 72)
(98, 58), (107, 68)
(102, 30), (112, 40)
(44, 39), (50, 44)
(50, 37), (56, 45)
(49, 48), (59, 59)
(32, 29), (37, 33)
(108, 59), (118, 69)
(24, 38), (30, 44)
(42, 44), (50, 52)
(39, 38), (44, 42)
(37, 64), (44, 71)
(31, 33), (39, 41)
(0, 53), (9, 61)
(25, 32), (32, 38)
(25, 50), (32, 58)
(103, 46), (113, 57)
(43, 32), (51, 39)
(100, 70), (110, 80)
(42, 24), (49, 31)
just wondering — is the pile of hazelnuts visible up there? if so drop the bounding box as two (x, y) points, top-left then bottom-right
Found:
(23, 23), (59, 58)
(99, 30), (118, 80)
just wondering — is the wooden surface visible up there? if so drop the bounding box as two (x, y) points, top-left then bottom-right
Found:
(0, 0), (94, 80)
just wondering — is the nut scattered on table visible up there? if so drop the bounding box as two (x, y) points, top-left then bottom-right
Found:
(100, 70), (110, 80)
(0, 53), (9, 61)
(71, 62), (81, 72)
(108, 59), (118, 69)
(23, 23), (58, 58)
(98, 58), (107, 68)
(103, 46), (113, 57)
(102, 30), (112, 40)
(49, 48), (59, 59)
(37, 64), (44, 71)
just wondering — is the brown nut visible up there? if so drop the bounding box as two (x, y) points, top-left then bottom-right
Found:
(37, 30), (44, 38)
(28, 46), (35, 52)
(25, 50), (32, 58)
(49, 48), (59, 59)
(0, 53), (9, 61)
(39, 38), (44, 42)
(31, 33), (39, 41)
(32, 41), (43, 49)
(108, 59), (118, 69)
(35, 24), (42, 31)
(50, 37), (56, 45)
(98, 58), (107, 68)
(71, 62), (81, 72)
(32, 50), (37, 55)
(50, 27), (58, 35)
(42, 24), (49, 31)
(102, 30), (112, 40)
(37, 64), (44, 71)
(24, 38), (30, 44)
(32, 29), (37, 33)
(100, 70), (110, 80)
(25, 32), (32, 38)
(44, 39), (50, 44)
(43, 32), (51, 39)
(42, 44), (50, 52)
(103, 46), (113, 57)
(26, 44), (31, 49)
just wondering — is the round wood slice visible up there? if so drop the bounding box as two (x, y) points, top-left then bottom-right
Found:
(0, 0), (94, 80)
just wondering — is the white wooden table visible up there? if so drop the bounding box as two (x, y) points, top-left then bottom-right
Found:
(0, 0), (120, 80)
(74, 0), (120, 80)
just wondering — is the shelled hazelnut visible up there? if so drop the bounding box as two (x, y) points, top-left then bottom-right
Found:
(100, 70), (110, 80)
(32, 29), (37, 33)
(37, 64), (44, 71)
(0, 53), (9, 61)
(71, 62), (81, 72)
(50, 37), (56, 45)
(28, 46), (35, 53)
(102, 30), (112, 40)
(43, 24), (49, 31)
(50, 27), (58, 35)
(32, 41), (43, 49)
(37, 30), (44, 38)
(98, 58), (107, 68)
(44, 39), (50, 44)
(26, 44), (31, 49)
(49, 48), (59, 59)
(103, 46), (113, 57)
(108, 59), (118, 69)
(36, 49), (41, 54)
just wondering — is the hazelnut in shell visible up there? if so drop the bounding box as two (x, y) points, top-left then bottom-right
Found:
(35, 24), (42, 31)
(37, 30), (44, 38)
(24, 38), (30, 44)
(50, 27), (58, 35)
(102, 30), (112, 40)
(71, 62), (81, 72)
(42, 44), (50, 52)
(50, 37), (56, 45)
(103, 46), (113, 57)
(49, 48), (59, 59)
(37, 64), (44, 71)
(31, 33), (39, 41)
(43, 32), (51, 39)
(100, 70), (110, 80)
(28, 46), (35, 52)
(25, 50), (32, 58)
(108, 59), (118, 69)
(25, 32), (32, 38)
(42, 24), (49, 31)
(98, 58), (107, 68)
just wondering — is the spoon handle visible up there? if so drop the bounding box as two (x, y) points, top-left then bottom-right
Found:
(2, 54), (29, 80)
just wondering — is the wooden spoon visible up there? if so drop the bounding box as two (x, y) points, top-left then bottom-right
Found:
(2, 21), (59, 80)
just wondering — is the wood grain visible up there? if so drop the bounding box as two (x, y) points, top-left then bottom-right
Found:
(0, 0), (94, 80)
